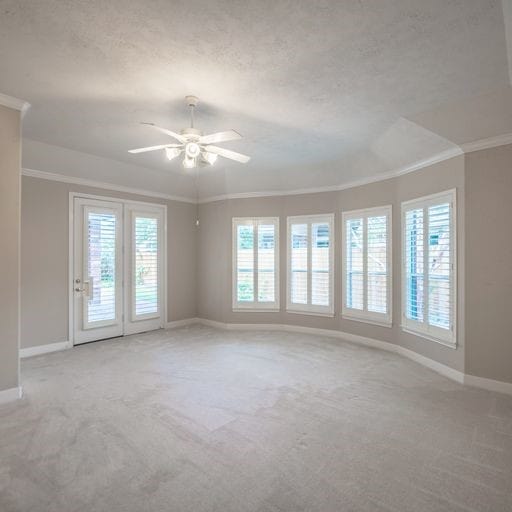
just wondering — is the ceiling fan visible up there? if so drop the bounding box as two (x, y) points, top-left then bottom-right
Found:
(128, 96), (250, 169)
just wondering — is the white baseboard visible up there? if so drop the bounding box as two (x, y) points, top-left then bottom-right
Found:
(20, 340), (72, 358)
(195, 318), (512, 394)
(164, 318), (201, 329)
(464, 374), (512, 395)
(0, 386), (22, 405)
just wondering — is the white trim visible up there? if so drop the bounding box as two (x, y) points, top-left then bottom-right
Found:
(194, 319), (512, 395)
(197, 148), (463, 203)
(232, 217), (280, 311)
(20, 341), (72, 358)
(463, 374), (512, 395)
(20, 134), (512, 206)
(0, 386), (23, 405)
(287, 213), (335, 316)
(21, 134), (512, 206)
(460, 133), (512, 154)
(124, 206), (166, 334)
(22, 168), (196, 204)
(343, 314), (392, 328)
(164, 318), (200, 329)
(342, 205), (392, 326)
(0, 92), (30, 116)
(196, 319), (464, 382)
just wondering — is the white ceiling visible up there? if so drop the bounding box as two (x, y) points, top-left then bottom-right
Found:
(1, 0), (511, 200)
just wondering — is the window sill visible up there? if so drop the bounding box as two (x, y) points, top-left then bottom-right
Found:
(286, 309), (335, 318)
(232, 307), (280, 313)
(342, 313), (392, 329)
(401, 326), (457, 349)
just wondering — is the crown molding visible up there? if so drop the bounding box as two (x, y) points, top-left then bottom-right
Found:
(21, 132), (512, 205)
(460, 132), (512, 154)
(198, 147), (463, 204)
(0, 92), (30, 117)
(21, 168), (197, 204)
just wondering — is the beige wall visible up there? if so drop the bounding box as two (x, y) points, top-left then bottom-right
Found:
(19, 144), (512, 384)
(21, 176), (197, 349)
(198, 156), (466, 372)
(0, 105), (21, 392)
(465, 144), (512, 383)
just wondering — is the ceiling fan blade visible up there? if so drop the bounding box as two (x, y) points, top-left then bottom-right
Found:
(204, 145), (251, 163)
(199, 130), (242, 145)
(141, 122), (187, 143)
(128, 143), (182, 154)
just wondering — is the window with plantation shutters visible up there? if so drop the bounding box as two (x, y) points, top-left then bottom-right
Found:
(402, 190), (456, 346)
(287, 214), (334, 316)
(232, 218), (279, 310)
(342, 206), (392, 326)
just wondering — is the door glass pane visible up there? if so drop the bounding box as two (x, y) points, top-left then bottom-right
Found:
(311, 223), (330, 306)
(346, 218), (363, 310)
(291, 223), (308, 304)
(258, 223), (275, 302)
(135, 216), (158, 316)
(87, 212), (116, 323)
(237, 224), (254, 302)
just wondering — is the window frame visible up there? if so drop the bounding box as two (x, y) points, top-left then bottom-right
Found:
(286, 213), (335, 317)
(232, 217), (280, 312)
(342, 205), (392, 327)
(401, 189), (457, 348)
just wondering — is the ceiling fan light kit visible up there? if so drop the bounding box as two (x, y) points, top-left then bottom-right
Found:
(128, 95), (250, 169)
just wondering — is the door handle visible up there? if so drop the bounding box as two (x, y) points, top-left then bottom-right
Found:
(75, 280), (90, 296)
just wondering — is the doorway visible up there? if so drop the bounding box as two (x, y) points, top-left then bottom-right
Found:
(71, 194), (166, 345)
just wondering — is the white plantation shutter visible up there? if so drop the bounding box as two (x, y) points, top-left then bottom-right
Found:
(404, 208), (425, 322)
(402, 190), (456, 345)
(233, 218), (279, 310)
(236, 223), (255, 302)
(367, 215), (388, 314)
(86, 211), (117, 325)
(287, 214), (334, 315)
(343, 207), (391, 326)
(346, 218), (364, 311)
(134, 216), (159, 317)
(290, 223), (308, 304)
(311, 223), (330, 306)
(258, 223), (276, 302)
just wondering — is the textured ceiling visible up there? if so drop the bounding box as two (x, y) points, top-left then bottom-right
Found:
(0, 0), (511, 199)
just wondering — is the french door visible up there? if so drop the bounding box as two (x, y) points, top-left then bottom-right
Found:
(73, 196), (165, 345)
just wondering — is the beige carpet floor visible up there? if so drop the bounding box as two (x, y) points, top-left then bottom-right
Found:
(1, 325), (511, 512)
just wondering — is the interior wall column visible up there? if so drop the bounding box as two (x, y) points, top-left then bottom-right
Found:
(0, 95), (28, 403)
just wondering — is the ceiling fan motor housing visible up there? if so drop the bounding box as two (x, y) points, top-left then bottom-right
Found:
(181, 127), (202, 140)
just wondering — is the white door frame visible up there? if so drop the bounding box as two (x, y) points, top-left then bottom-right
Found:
(69, 192), (168, 346)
